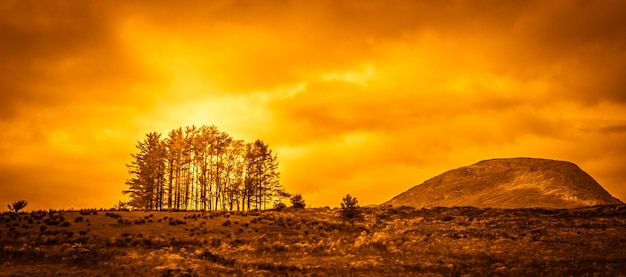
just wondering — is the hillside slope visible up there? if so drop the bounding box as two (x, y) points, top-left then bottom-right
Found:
(385, 158), (623, 208)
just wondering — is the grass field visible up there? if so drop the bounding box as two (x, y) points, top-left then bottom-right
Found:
(1, 205), (625, 276)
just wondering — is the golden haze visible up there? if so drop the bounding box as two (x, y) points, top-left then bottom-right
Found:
(1, 1), (626, 210)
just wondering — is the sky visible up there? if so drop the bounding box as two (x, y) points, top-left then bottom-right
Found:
(1, 0), (626, 210)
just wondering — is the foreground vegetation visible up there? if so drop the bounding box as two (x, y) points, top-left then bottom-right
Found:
(1, 205), (625, 276)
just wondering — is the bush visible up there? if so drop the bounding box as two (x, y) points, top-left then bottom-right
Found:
(290, 194), (306, 209)
(8, 200), (28, 213)
(340, 194), (363, 221)
(79, 210), (90, 216)
(105, 212), (122, 219)
(43, 218), (61, 226)
(198, 249), (236, 266)
(274, 202), (287, 211)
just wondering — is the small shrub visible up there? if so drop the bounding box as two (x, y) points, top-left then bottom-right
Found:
(274, 202), (287, 211)
(60, 222), (71, 227)
(198, 249), (236, 266)
(7, 200), (28, 213)
(340, 194), (363, 221)
(105, 212), (122, 219)
(71, 236), (89, 245)
(79, 210), (92, 216)
(43, 218), (60, 226)
(31, 212), (45, 221)
(291, 194), (306, 209)
(442, 216), (455, 222)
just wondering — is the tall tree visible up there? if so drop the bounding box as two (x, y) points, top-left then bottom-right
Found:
(125, 132), (166, 210)
(244, 140), (281, 210)
(165, 128), (184, 210)
(194, 125), (217, 210)
(222, 139), (246, 210)
(212, 130), (232, 210)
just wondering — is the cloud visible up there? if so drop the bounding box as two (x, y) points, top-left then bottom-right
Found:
(1, 0), (626, 209)
(0, 1), (153, 119)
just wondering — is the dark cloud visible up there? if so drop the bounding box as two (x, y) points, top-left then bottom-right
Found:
(600, 124), (626, 134)
(0, 1), (151, 119)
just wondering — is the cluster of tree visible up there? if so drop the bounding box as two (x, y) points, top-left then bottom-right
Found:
(124, 125), (281, 211)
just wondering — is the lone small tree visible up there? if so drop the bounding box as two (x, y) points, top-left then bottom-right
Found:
(290, 194), (306, 209)
(340, 194), (362, 221)
(114, 200), (130, 211)
(8, 200), (28, 213)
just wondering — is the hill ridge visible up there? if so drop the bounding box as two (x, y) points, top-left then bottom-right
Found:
(385, 157), (623, 209)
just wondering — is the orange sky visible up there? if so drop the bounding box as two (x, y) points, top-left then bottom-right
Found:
(2, 1), (626, 210)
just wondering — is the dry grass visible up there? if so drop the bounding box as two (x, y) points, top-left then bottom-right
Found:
(1, 205), (625, 276)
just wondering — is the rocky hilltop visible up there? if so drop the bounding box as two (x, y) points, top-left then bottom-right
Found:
(385, 158), (623, 209)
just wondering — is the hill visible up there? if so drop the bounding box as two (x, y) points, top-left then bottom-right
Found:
(385, 158), (623, 209)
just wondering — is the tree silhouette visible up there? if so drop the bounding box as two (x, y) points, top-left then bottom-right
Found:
(290, 194), (306, 209)
(340, 194), (362, 221)
(8, 200), (27, 213)
(244, 139), (281, 210)
(124, 132), (166, 210)
(114, 200), (129, 211)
